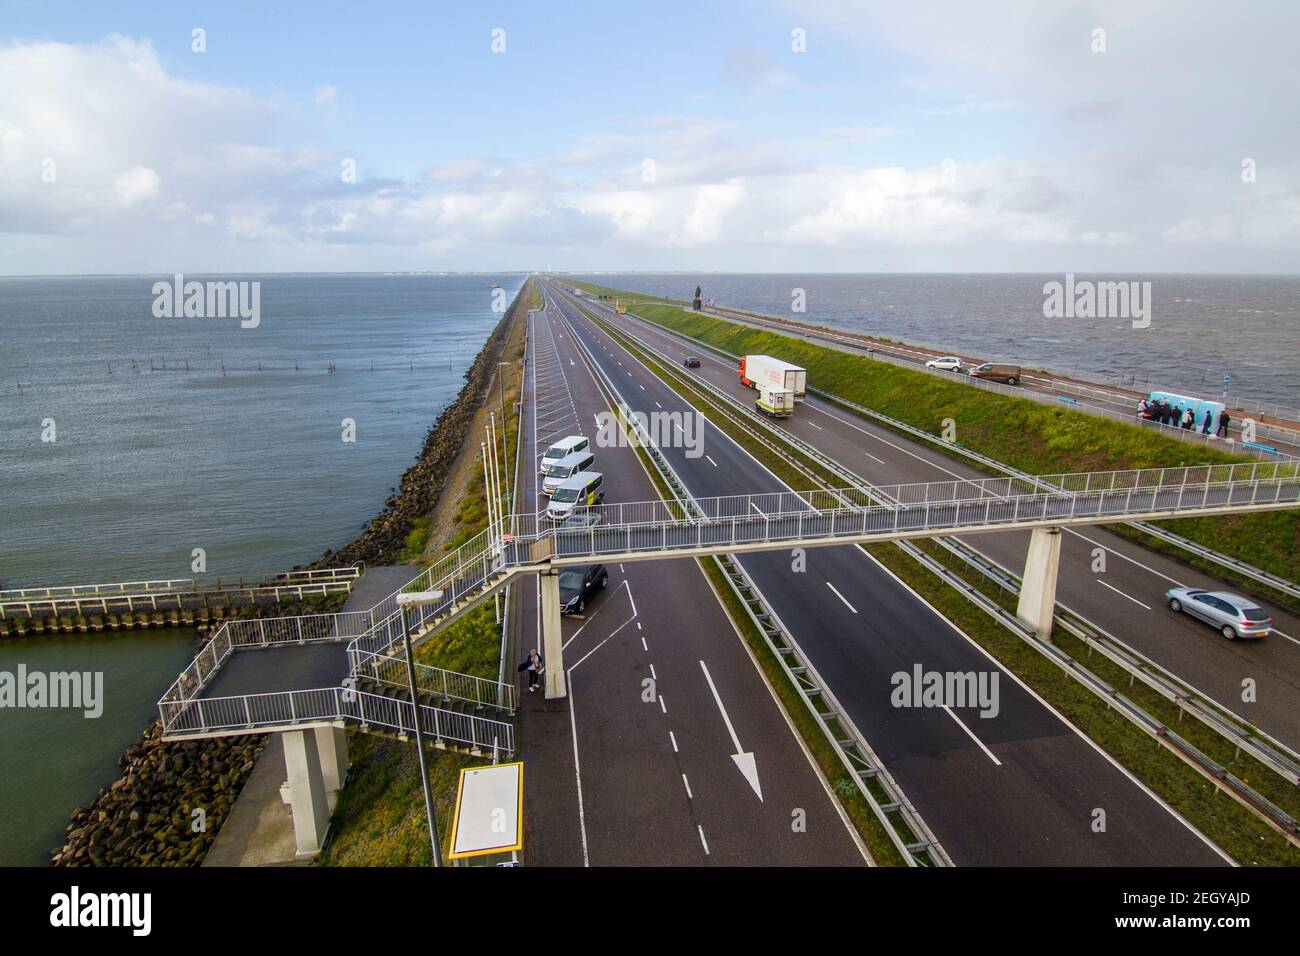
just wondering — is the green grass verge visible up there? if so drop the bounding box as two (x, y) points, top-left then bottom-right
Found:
(584, 310), (911, 866)
(867, 540), (1299, 867)
(565, 278), (1300, 590)
(320, 282), (537, 866)
(580, 296), (1298, 865)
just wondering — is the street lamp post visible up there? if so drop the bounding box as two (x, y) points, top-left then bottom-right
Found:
(496, 361), (511, 508)
(396, 589), (446, 866)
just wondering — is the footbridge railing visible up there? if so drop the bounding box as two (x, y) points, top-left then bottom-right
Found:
(160, 459), (1297, 739)
(159, 686), (515, 753)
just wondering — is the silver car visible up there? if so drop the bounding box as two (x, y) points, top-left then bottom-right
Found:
(1165, 588), (1272, 639)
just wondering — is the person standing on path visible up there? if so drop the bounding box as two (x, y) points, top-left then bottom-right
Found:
(518, 648), (544, 692)
(1217, 410), (1231, 438)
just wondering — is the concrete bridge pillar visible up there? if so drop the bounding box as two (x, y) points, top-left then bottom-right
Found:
(282, 728), (332, 858)
(540, 571), (566, 699)
(1016, 526), (1062, 640)
(314, 725), (350, 810)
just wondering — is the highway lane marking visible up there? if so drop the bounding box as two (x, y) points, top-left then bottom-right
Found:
(1064, 529), (1184, 587)
(567, 682), (591, 867)
(1269, 627), (1299, 648)
(641, 636), (648, 650)
(826, 581), (858, 613)
(669, 731), (679, 753)
(681, 774), (693, 800)
(650, 664), (657, 679)
(563, 580), (633, 649)
(697, 826), (710, 856)
(942, 705), (1002, 766)
(856, 542), (1234, 865)
(864, 450), (886, 464)
(699, 659), (764, 801)
(807, 421), (823, 430)
(654, 400), (662, 408)
(706, 454), (718, 467)
(1096, 578), (1152, 610)
(750, 501), (768, 518)
(660, 695), (667, 715)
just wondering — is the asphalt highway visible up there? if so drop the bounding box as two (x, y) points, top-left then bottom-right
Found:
(516, 296), (867, 867)
(583, 293), (1300, 754)
(545, 280), (1228, 867)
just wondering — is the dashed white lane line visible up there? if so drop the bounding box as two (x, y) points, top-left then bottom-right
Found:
(807, 421), (823, 430)
(698, 826), (710, 855)
(706, 454), (718, 467)
(641, 636), (648, 651)
(669, 731), (679, 753)
(659, 695), (667, 715)
(750, 501), (768, 518)
(654, 400), (662, 408)
(826, 581), (858, 613)
(1097, 578), (1152, 610)
(650, 664), (657, 680)
(681, 774), (693, 799)
(943, 705), (1003, 766)
(864, 450), (885, 464)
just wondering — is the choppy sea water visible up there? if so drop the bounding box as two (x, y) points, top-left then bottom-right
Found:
(586, 274), (1300, 411)
(0, 273), (521, 864)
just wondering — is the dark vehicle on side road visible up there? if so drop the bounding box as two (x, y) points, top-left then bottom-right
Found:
(560, 564), (608, 615)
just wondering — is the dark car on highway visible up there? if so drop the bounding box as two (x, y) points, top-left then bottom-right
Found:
(559, 564), (608, 615)
(683, 356), (701, 368)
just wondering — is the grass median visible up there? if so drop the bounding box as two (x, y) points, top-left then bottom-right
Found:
(564, 278), (1299, 600)
(580, 297), (1299, 866)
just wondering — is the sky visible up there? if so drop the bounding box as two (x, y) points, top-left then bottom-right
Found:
(1, 0), (1297, 275)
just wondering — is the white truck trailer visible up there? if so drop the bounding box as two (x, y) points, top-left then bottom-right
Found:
(739, 354), (807, 402)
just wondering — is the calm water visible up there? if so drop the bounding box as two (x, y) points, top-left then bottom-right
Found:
(589, 274), (1300, 410)
(0, 274), (522, 865)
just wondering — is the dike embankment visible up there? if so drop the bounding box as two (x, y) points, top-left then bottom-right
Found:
(51, 281), (531, 866)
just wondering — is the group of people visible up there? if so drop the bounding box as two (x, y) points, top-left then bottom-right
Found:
(1137, 397), (1231, 438)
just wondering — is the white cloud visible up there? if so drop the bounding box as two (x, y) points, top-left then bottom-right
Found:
(0, 21), (1297, 273)
(113, 165), (161, 206)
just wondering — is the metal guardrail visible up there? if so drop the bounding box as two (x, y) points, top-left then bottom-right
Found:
(933, 536), (1300, 786)
(697, 302), (1300, 451)
(159, 686), (515, 752)
(598, 306), (1300, 598)
(558, 291), (950, 867)
(575, 288), (1300, 848)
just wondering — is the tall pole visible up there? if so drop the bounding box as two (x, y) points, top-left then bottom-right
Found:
(481, 442), (496, 536)
(401, 606), (441, 866)
(489, 415), (504, 532)
(497, 361), (510, 510)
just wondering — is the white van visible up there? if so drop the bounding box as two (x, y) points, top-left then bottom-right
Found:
(540, 435), (590, 476)
(546, 471), (605, 521)
(542, 450), (597, 496)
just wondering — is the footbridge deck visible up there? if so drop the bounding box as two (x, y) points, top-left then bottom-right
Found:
(158, 459), (1297, 744)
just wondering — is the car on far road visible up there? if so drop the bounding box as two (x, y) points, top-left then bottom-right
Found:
(683, 356), (701, 368)
(968, 362), (1022, 385)
(925, 356), (964, 372)
(559, 564), (608, 615)
(1165, 587), (1272, 639)
(558, 512), (602, 531)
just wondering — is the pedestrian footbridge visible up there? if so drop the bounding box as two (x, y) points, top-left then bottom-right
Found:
(156, 459), (1298, 856)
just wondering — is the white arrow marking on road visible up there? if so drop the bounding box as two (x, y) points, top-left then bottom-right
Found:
(698, 659), (763, 801)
